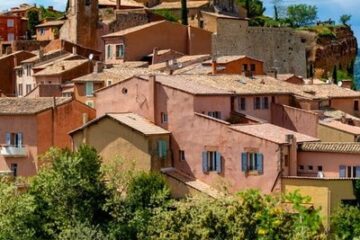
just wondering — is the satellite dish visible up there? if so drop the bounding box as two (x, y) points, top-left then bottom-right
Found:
(89, 54), (94, 60)
(337, 81), (343, 87)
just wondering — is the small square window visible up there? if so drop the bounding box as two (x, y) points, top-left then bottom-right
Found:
(318, 166), (323, 171)
(299, 165), (304, 170)
(179, 150), (185, 161)
(308, 165), (313, 171)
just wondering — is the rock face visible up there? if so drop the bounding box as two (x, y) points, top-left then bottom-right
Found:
(304, 26), (358, 78)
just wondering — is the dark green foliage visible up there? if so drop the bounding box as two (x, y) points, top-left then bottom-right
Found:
(340, 14), (352, 26)
(331, 205), (360, 239)
(27, 10), (40, 36)
(237, 0), (265, 18)
(287, 4), (318, 27)
(181, 0), (188, 25)
(39, 6), (64, 19)
(153, 10), (179, 22)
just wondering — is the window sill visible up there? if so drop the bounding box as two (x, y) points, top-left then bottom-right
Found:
(246, 171), (260, 176)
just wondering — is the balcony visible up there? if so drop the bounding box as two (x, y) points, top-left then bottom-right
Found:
(0, 146), (27, 157)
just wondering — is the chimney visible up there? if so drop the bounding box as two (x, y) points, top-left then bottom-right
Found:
(152, 47), (158, 65)
(72, 46), (77, 55)
(211, 57), (217, 75)
(116, 0), (121, 9)
(61, 65), (65, 70)
(82, 113), (89, 125)
(94, 61), (104, 73)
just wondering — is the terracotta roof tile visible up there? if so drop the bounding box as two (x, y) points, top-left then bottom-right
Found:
(230, 123), (319, 144)
(151, 1), (209, 9)
(102, 21), (165, 38)
(0, 97), (71, 115)
(300, 142), (360, 154)
(36, 20), (64, 28)
(33, 59), (89, 76)
(98, 0), (143, 7)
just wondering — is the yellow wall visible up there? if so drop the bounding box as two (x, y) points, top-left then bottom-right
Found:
(72, 118), (170, 171)
(282, 178), (356, 229)
(318, 124), (355, 142)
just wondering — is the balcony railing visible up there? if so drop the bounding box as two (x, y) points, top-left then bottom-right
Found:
(0, 145), (27, 157)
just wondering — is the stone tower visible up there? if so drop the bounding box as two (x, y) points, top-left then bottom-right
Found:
(60, 0), (99, 50)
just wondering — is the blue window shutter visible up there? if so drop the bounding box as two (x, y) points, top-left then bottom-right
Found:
(162, 141), (167, 158)
(202, 152), (208, 173)
(5, 133), (11, 145)
(257, 153), (264, 174)
(241, 153), (248, 172)
(17, 133), (23, 147)
(216, 152), (222, 173)
(356, 166), (360, 178)
(339, 165), (346, 178)
(86, 82), (94, 96)
(158, 141), (163, 158)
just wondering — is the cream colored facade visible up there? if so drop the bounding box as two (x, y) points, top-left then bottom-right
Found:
(71, 116), (171, 171)
(282, 177), (356, 229)
(318, 123), (360, 142)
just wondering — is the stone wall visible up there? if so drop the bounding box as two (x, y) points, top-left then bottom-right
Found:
(213, 19), (307, 77)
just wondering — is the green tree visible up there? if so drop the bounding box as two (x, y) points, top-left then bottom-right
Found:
(237, 0), (266, 18)
(28, 146), (109, 239)
(287, 4), (318, 27)
(153, 10), (179, 22)
(0, 178), (38, 240)
(340, 14), (352, 26)
(331, 205), (360, 239)
(27, 10), (40, 36)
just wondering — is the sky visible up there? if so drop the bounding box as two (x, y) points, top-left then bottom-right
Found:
(0, 0), (359, 40)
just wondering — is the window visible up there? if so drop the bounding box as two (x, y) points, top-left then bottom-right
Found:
(107, 45), (112, 59)
(86, 100), (94, 108)
(39, 28), (46, 35)
(6, 133), (23, 148)
(26, 84), (32, 94)
(239, 97), (246, 111)
(354, 100), (359, 111)
(116, 44), (125, 59)
(339, 165), (360, 178)
(299, 165), (304, 170)
(10, 163), (17, 177)
(85, 0), (91, 6)
(85, 82), (94, 96)
(308, 165), (313, 171)
(179, 150), (185, 161)
(158, 140), (168, 158)
(18, 84), (23, 96)
(263, 97), (269, 109)
(250, 64), (256, 72)
(7, 33), (14, 41)
(318, 166), (323, 171)
(7, 19), (14, 27)
(17, 68), (23, 78)
(271, 96), (276, 104)
(208, 111), (221, 119)
(242, 64), (248, 72)
(107, 80), (112, 86)
(26, 65), (31, 76)
(241, 152), (263, 174)
(254, 97), (261, 109)
(202, 151), (222, 173)
(161, 112), (168, 123)
(199, 20), (204, 28)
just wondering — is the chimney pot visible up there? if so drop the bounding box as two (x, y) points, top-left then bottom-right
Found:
(72, 46), (77, 55)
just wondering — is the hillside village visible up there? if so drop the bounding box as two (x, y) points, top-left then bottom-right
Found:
(0, 0), (360, 233)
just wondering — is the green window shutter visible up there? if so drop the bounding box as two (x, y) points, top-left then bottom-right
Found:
(202, 152), (208, 173)
(241, 153), (248, 172)
(215, 152), (222, 173)
(158, 140), (167, 158)
(257, 153), (264, 174)
(85, 82), (94, 96)
(339, 165), (346, 178)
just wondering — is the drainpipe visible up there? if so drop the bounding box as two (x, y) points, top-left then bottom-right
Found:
(51, 96), (57, 146)
(148, 75), (156, 123)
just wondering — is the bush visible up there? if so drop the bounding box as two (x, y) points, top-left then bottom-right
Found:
(331, 205), (360, 239)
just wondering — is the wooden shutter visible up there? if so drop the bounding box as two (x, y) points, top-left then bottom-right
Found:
(17, 133), (23, 147)
(215, 152), (222, 173)
(86, 82), (94, 96)
(158, 140), (167, 158)
(5, 133), (11, 146)
(339, 165), (346, 178)
(241, 153), (248, 172)
(202, 152), (208, 173)
(257, 153), (264, 174)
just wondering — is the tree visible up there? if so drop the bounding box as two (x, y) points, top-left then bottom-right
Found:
(237, 0), (266, 18)
(272, 0), (285, 20)
(331, 205), (360, 239)
(340, 14), (352, 26)
(181, 0), (188, 25)
(27, 10), (40, 37)
(287, 4), (318, 27)
(28, 146), (109, 238)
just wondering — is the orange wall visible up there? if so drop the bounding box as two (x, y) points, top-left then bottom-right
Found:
(36, 26), (60, 41)
(331, 98), (360, 116)
(74, 82), (104, 104)
(217, 58), (265, 75)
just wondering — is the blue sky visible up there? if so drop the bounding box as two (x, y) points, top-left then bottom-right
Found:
(0, 0), (359, 40)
